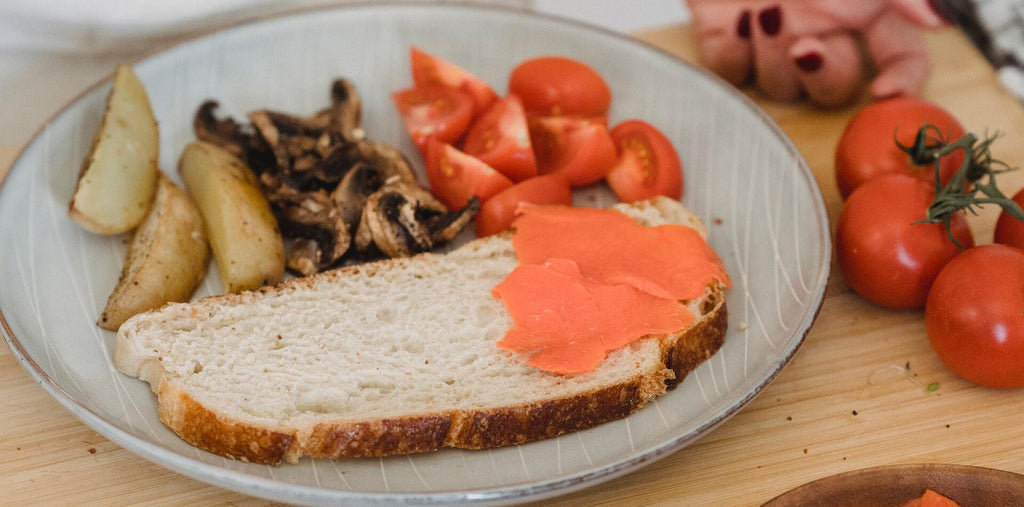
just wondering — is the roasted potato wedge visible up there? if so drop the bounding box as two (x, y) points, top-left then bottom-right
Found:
(69, 65), (160, 234)
(179, 141), (285, 293)
(99, 174), (210, 330)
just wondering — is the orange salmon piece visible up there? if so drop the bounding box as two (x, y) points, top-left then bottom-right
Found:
(903, 490), (961, 507)
(510, 205), (730, 301)
(493, 258), (692, 375)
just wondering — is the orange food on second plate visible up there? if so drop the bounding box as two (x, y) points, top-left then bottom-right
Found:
(903, 489), (961, 507)
(511, 205), (730, 301)
(493, 205), (730, 375)
(493, 259), (693, 375)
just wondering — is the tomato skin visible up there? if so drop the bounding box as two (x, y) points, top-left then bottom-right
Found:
(461, 95), (538, 182)
(424, 138), (513, 209)
(606, 120), (683, 203)
(475, 173), (573, 237)
(835, 97), (966, 199)
(509, 56), (611, 117)
(392, 86), (474, 150)
(529, 115), (617, 187)
(993, 187), (1024, 250)
(926, 244), (1024, 389)
(410, 46), (498, 118)
(836, 174), (974, 309)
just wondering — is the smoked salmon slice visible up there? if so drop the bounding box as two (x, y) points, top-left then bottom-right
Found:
(510, 205), (730, 301)
(493, 258), (693, 375)
(492, 204), (729, 375)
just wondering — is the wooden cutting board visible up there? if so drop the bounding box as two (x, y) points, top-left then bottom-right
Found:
(3, 23), (1024, 506)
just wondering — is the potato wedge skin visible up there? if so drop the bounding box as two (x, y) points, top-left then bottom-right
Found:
(99, 174), (210, 330)
(179, 141), (285, 293)
(69, 65), (160, 235)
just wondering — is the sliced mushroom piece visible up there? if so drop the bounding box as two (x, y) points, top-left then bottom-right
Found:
(331, 163), (383, 232)
(286, 237), (321, 276)
(359, 187), (481, 260)
(332, 139), (418, 187)
(364, 190), (433, 258)
(248, 110), (290, 173)
(312, 78), (363, 142)
(426, 196), (481, 244)
(260, 110), (328, 137)
(249, 110), (353, 190)
(193, 101), (249, 158)
(382, 179), (447, 214)
(352, 201), (378, 258)
(272, 188), (351, 274)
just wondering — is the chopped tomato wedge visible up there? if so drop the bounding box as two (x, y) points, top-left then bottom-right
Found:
(606, 120), (684, 203)
(475, 173), (572, 237)
(411, 46), (498, 118)
(509, 56), (611, 117)
(462, 95), (538, 182)
(392, 85), (474, 151)
(424, 138), (513, 209)
(528, 115), (617, 187)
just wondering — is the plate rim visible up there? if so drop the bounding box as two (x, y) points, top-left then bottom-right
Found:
(763, 463), (1024, 506)
(0, 1), (832, 504)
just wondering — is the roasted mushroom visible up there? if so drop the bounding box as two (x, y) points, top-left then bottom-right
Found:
(364, 191), (433, 258)
(260, 173), (350, 275)
(193, 78), (478, 275)
(313, 79), (363, 143)
(358, 186), (480, 259)
(332, 139), (418, 186)
(331, 163), (381, 232)
(193, 101), (252, 159)
(193, 101), (275, 174)
(286, 237), (322, 277)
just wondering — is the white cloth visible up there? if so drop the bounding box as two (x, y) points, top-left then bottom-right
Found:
(0, 0), (276, 53)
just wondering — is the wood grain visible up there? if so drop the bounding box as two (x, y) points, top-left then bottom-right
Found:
(4, 24), (1024, 506)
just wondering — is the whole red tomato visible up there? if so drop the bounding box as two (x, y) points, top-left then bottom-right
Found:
(993, 187), (1024, 250)
(835, 98), (965, 199)
(836, 174), (974, 309)
(926, 244), (1024, 389)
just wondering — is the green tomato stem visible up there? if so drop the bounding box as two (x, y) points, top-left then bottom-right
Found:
(910, 126), (1023, 247)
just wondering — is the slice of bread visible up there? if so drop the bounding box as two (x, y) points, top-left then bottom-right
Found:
(114, 196), (728, 465)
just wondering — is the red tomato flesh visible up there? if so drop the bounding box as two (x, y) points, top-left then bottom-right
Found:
(392, 86), (474, 150)
(836, 174), (974, 310)
(606, 120), (683, 203)
(462, 95), (538, 182)
(410, 46), (498, 118)
(424, 138), (513, 210)
(529, 115), (617, 187)
(835, 97), (966, 199)
(993, 187), (1024, 251)
(475, 173), (572, 237)
(926, 244), (1024, 389)
(509, 56), (611, 117)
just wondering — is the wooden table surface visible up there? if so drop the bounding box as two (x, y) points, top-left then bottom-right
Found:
(3, 22), (1024, 506)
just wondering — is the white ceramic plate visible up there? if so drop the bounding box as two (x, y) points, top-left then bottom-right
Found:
(0, 3), (829, 505)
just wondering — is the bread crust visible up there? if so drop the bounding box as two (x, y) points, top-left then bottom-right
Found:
(150, 294), (727, 465)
